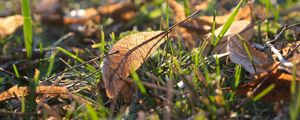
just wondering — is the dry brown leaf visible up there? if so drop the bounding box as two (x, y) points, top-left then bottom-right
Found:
(98, 2), (137, 23)
(198, 4), (266, 27)
(279, 54), (300, 78)
(0, 15), (23, 39)
(236, 68), (299, 102)
(102, 31), (166, 99)
(168, 0), (200, 48)
(209, 20), (253, 55)
(179, 3), (266, 33)
(65, 8), (101, 36)
(64, 8), (100, 25)
(227, 35), (274, 74)
(193, 1), (209, 11)
(0, 85), (69, 101)
(168, 1), (261, 49)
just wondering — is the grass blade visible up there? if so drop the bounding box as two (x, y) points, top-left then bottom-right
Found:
(46, 52), (56, 77)
(213, 0), (244, 46)
(252, 84), (275, 101)
(57, 47), (96, 72)
(131, 70), (146, 94)
(21, 0), (33, 58)
(85, 104), (99, 120)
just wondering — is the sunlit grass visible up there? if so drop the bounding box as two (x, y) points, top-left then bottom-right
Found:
(21, 0), (33, 58)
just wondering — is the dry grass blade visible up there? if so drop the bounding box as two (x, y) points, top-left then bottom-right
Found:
(102, 31), (166, 99)
(0, 85), (69, 101)
(227, 35), (273, 74)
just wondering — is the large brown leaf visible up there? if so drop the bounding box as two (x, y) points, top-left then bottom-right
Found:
(102, 31), (166, 99)
(0, 15), (23, 39)
(227, 35), (274, 74)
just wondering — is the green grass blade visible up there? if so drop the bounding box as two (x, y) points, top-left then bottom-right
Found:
(261, 0), (279, 21)
(12, 64), (20, 78)
(165, 0), (169, 29)
(101, 31), (106, 53)
(25, 69), (40, 119)
(21, 96), (25, 113)
(131, 70), (146, 94)
(289, 60), (299, 120)
(210, 10), (217, 44)
(46, 52), (56, 77)
(85, 104), (99, 120)
(215, 55), (220, 76)
(213, 0), (244, 46)
(21, 0), (33, 58)
(253, 84), (275, 101)
(57, 47), (96, 71)
(234, 65), (242, 88)
(238, 36), (257, 74)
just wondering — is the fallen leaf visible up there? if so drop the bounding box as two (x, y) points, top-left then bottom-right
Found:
(227, 35), (274, 74)
(198, 3), (266, 27)
(192, 1), (209, 11)
(64, 8), (100, 25)
(279, 54), (300, 78)
(179, 2), (266, 34)
(168, 0), (200, 48)
(0, 15), (23, 39)
(236, 69), (299, 102)
(0, 85), (69, 101)
(98, 2), (137, 23)
(206, 20), (254, 55)
(65, 8), (101, 36)
(102, 31), (167, 99)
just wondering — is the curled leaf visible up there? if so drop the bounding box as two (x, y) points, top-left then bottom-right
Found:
(227, 35), (273, 74)
(102, 31), (166, 99)
(0, 15), (23, 39)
